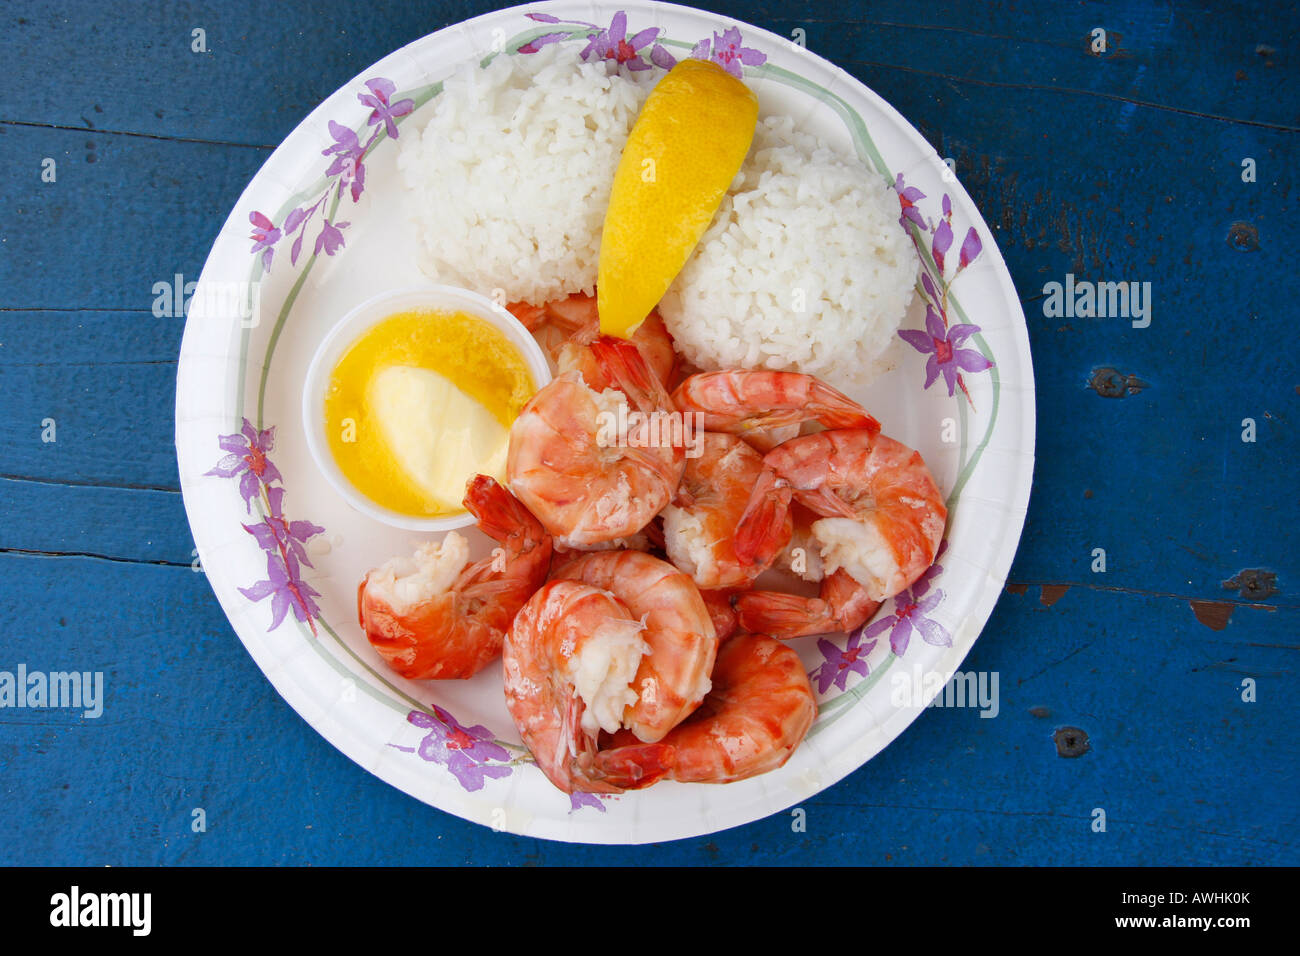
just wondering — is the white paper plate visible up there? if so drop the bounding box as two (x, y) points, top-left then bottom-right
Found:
(175, 0), (1035, 844)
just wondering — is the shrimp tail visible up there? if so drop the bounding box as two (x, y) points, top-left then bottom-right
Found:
(591, 741), (677, 791)
(808, 381), (882, 434)
(454, 576), (517, 602)
(565, 698), (647, 794)
(735, 569), (881, 639)
(734, 590), (835, 639)
(506, 301), (547, 330)
(544, 292), (601, 332)
(464, 474), (545, 548)
(786, 483), (858, 520)
(818, 568), (882, 633)
(733, 468), (793, 567)
(589, 335), (673, 414)
(592, 335), (691, 496)
(589, 336), (684, 491)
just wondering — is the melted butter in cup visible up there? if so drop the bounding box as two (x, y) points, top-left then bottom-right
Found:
(303, 287), (551, 532)
(325, 308), (532, 518)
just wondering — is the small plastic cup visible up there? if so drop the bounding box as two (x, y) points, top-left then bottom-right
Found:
(301, 285), (550, 532)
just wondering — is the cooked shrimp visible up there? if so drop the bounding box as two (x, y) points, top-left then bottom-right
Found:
(671, 370), (879, 451)
(507, 292), (677, 390)
(603, 634), (817, 785)
(734, 568), (882, 639)
(507, 336), (685, 549)
(661, 431), (792, 590)
(503, 579), (675, 793)
(762, 429), (946, 602)
(552, 550), (717, 743)
(357, 475), (551, 680)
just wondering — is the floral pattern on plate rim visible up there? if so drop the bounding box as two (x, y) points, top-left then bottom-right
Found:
(210, 8), (1004, 801)
(516, 10), (767, 76)
(389, 707), (514, 792)
(248, 79), (414, 273)
(895, 178), (995, 406)
(207, 419), (324, 636)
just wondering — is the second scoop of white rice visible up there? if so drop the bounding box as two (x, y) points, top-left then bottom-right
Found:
(397, 46), (918, 391)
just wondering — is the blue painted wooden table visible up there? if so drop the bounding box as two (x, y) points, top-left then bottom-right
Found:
(1, 0), (1295, 866)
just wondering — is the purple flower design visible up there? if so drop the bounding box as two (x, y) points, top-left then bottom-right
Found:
(517, 20), (576, 55)
(894, 173), (927, 231)
(243, 485), (324, 570)
(920, 271), (939, 302)
(649, 41), (678, 70)
(206, 420), (281, 512)
(250, 75), (409, 275)
(570, 792), (607, 813)
(691, 26), (766, 79)
(392, 708), (513, 792)
(322, 120), (366, 203)
(859, 542), (951, 657)
(932, 218), (953, 275)
(810, 629), (878, 695)
(895, 173), (994, 404)
(517, 31), (571, 54)
(899, 305), (993, 398)
(210, 418), (326, 636)
(358, 78), (414, 140)
(248, 211), (280, 272)
(239, 549), (322, 632)
(520, 10), (676, 68)
(313, 218), (349, 258)
(587, 11), (677, 70)
(959, 226), (982, 270)
(864, 588), (945, 657)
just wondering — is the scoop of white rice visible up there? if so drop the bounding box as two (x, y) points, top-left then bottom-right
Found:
(397, 46), (652, 305)
(659, 116), (917, 389)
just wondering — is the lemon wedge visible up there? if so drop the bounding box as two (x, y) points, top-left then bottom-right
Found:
(598, 58), (759, 338)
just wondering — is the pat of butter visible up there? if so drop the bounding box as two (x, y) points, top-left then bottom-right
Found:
(366, 365), (508, 511)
